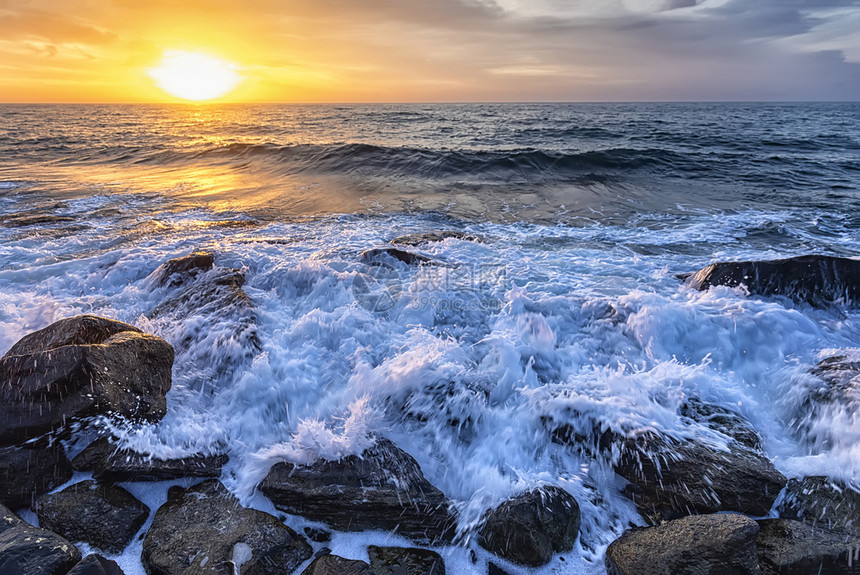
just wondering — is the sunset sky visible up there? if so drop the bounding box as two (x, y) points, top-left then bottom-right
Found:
(1, 0), (859, 103)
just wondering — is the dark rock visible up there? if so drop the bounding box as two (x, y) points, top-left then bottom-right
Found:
(0, 213), (76, 228)
(152, 252), (215, 286)
(259, 438), (456, 544)
(360, 247), (435, 266)
(0, 315), (174, 445)
(756, 518), (860, 575)
(478, 486), (580, 567)
(71, 437), (118, 472)
(304, 527), (332, 542)
(684, 255), (860, 306)
(0, 443), (72, 509)
(391, 231), (482, 246)
(604, 513), (761, 575)
(0, 501), (82, 575)
(367, 546), (445, 575)
(301, 554), (372, 575)
(487, 563), (512, 575)
(67, 554), (126, 575)
(778, 476), (860, 536)
(93, 450), (228, 482)
(35, 480), (149, 553)
(142, 479), (311, 575)
(616, 431), (785, 523)
(680, 399), (763, 451)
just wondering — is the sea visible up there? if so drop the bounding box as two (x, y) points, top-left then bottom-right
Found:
(1, 103), (859, 574)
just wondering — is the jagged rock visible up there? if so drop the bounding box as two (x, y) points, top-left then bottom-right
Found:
(391, 231), (482, 246)
(67, 554), (125, 575)
(367, 546), (445, 575)
(684, 255), (860, 306)
(93, 450), (228, 482)
(360, 247), (435, 266)
(71, 437), (117, 472)
(152, 252), (214, 286)
(0, 315), (174, 445)
(477, 486), (580, 567)
(605, 513), (761, 575)
(301, 554), (372, 575)
(0, 502), (82, 575)
(35, 480), (149, 553)
(616, 431), (785, 523)
(0, 443), (72, 509)
(778, 476), (860, 536)
(142, 479), (311, 575)
(756, 518), (860, 575)
(259, 438), (456, 544)
(680, 399), (763, 451)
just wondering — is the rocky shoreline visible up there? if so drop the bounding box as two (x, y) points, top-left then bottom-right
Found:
(1, 248), (859, 574)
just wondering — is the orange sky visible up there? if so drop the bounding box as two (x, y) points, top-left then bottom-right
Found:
(1, 0), (859, 102)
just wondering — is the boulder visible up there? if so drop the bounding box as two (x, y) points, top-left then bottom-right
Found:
(360, 247), (435, 266)
(0, 315), (174, 445)
(152, 252), (215, 286)
(680, 399), (763, 451)
(93, 450), (228, 482)
(604, 513), (761, 575)
(756, 518), (860, 575)
(70, 437), (117, 472)
(142, 479), (311, 575)
(301, 554), (372, 575)
(0, 502), (82, 575)
(259, 438), (456, 544)
(778, 476), (860, 536)
(0, 443), (73, 509)
(67, 554), (125, 575)
(391, 231), (482, 246)
(684, 255), (860, 306)
(35, 480), (149, 553)
(367, 546), (445, 575)
(477, 486), (580, 567)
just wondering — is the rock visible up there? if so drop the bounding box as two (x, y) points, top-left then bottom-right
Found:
(391, 231), (482, 246)
(304, 527), (332, 543)
(360, 247), (435, 266)
(259, 438), (456, 544)
(477, 486), (580, 567)
(142, 479), (311, 575)
(684, 255), (860, 306)
(67, 554), (126, 575)
(615, 431), (785, 523)
(0, 502), (82, 575)
(0, 443), (73, 509)
(367, 546), (445, 575)
(487, 564), (512, 575)
(71, 437), (118, 472)
(604, 513), (761, 575)
(778, 476), (860, 536)
(152, 252), (214, 286)
(756, 518), (860, 575)
(0, 315), (174, 445)
(680, 399), (763, 451)
(93, 450), (228, 482)
(301, 554), (372, 575)
(35, 480), (149, 553)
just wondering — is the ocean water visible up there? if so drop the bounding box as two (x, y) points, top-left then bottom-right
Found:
(1, 103), (859, 574)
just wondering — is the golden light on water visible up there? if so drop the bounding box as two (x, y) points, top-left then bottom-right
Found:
(147, 51), (242, 102)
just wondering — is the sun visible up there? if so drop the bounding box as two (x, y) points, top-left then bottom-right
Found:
(148, 50), (242, 102)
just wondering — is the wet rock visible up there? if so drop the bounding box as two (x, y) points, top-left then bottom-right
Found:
(684, 255), (860, 306)
(616, 431), (785, 523)
(391, 231), (482, 246)
(93, 450), (228, 482)
(756, 518), (860, 575)
(67, 554), (125, 575)
(680, 399), (763, 451)
(303, 527), (332, 543)
(71, 437), (118, 472)
(0, 315), (174, 445)
(35, 480), (149, 553)
(360, 247), (435, 266)
(259, 438), (456, 544)
(0, 501), (82, 575)
(477, 486), (580, 567)
(0, 213), (76, 228)
(367, 546), (445, 575)
(778, 476), (860, 536)
(605, 513), (761, 575)
(142, 479), (311, 575)
(487, 563), (512, 575)
(152, 251), (215, 286)
(0, 443), (73, 509)
(301, 554), (372, 575)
